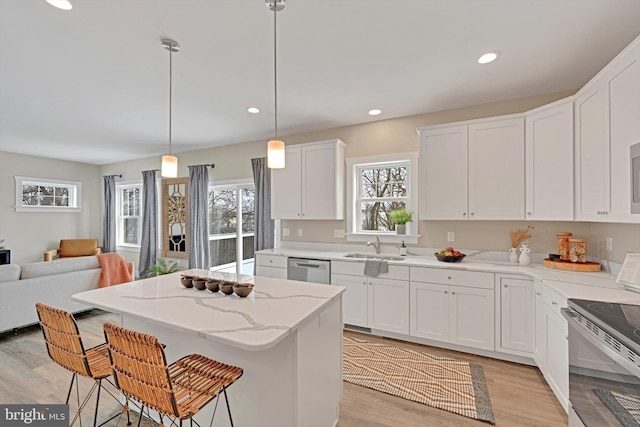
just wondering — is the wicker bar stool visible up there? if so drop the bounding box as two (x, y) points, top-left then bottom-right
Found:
(35, 302), (127, 427)
(103, 322), (244, 427)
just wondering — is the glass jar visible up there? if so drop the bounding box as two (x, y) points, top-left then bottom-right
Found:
(556, 232), (572, 261)
(569, 238), (587, 263)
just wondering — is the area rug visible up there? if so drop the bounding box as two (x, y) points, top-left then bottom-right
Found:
(594, 388), (640, 427)
(343, 336), (495, 424)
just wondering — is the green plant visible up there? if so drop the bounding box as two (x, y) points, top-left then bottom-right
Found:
(389, 208), (412, 225)
(146, 258), (179, 277)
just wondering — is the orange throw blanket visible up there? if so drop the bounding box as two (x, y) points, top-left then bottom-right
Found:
(97, 253), (133, 288)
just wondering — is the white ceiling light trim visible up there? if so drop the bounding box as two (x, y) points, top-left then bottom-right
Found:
(46, 0), (72, 10)
(248, 107), (260, 114)
(478, 51), (501, 64)
(161, 38), (180, 178)
(266, 0), (286, 169)
(368, 109), (382, 116)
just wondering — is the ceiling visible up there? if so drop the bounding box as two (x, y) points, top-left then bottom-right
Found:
(1, 0), (639, 165)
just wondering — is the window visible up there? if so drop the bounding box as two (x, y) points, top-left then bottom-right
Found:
(346, 152), (419, 242)
(116, 183), (142, 247)
(208, 182), (255, 275)
(15, 176), (82, 212)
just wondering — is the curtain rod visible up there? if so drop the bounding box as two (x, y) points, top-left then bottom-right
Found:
(103, 174), (122, 178)
(187, 163), (215, 168)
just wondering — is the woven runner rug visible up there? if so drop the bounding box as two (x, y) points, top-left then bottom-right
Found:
(343, 337), (495, 424)
(594, 388), (640, 426)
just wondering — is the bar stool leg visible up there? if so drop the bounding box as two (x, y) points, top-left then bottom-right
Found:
(223, 387), (234, 427)
(65, 373), (77, 404)
(92, 379), (102, 427)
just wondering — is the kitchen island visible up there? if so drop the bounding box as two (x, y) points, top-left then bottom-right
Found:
(73, 270), (345, 427)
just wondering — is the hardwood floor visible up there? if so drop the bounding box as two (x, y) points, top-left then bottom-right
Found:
(0, 310), (567, 426)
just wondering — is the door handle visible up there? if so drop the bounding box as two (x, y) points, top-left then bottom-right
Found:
(295, 263), (320, 268)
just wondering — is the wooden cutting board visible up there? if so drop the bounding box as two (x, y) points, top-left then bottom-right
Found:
(543, 259), (601, 272)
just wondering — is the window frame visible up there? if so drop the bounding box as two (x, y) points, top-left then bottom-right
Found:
(116, 181), (143, 249)
(14, 176), (82, 212)
(346, 152), (419, 244)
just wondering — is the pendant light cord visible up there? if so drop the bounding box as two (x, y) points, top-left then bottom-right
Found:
(169, 47), (173, 155)
(273, 4), (278, 141)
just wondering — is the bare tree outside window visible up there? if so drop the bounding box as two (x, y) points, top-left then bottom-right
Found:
(22, 184), (71, 207)
(358, 164), (408, 232)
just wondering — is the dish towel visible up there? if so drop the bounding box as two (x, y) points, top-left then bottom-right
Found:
(363, 260), (389, 277)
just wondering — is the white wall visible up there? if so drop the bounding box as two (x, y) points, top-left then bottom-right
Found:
(0, 151), (101, 264)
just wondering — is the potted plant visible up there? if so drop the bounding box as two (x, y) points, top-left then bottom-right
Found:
(389, 208), (412, 234)
(146, 258), (179, 277)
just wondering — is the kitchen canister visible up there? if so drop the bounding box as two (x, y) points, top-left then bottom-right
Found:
(569, 239), (587, 263)
(556, 232), (572, 261)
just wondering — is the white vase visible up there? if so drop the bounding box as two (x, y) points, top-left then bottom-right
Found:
(509, 248), (519, 263)
(519, 244), (531, 265)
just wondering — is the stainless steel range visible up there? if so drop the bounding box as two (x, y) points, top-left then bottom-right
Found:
(563, 299), (640, 427)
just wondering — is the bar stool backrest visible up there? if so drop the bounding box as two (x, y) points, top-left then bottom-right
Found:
(103, 322), (179, 418)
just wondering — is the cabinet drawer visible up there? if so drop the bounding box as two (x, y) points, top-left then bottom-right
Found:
(331, 261), (409, 280)
(255, 265), (287, 279)
(410, 267), (493, 289)
(541, 282), (566, 316)
(256, 254), (288, 269)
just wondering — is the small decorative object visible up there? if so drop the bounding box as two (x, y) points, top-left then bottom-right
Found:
(180, 275), (194, 288)
(435, 246), (465, 262)
(219, 281), (235, 295)
(548, 253), (562, 262)
(233, 283), (255, 297)
(192, 277), (207, 290)
(509, 226), (535, 249)
(146, 258), (179, 277)
(569, 239), (587, 263)
(556, 232), (572, 261)
(389, 208), (412, 235)
(399, 241), (407, 257)
(519, 244), (531, 265)
(205, 278), (221, 293)
(509, 248), (519, 263)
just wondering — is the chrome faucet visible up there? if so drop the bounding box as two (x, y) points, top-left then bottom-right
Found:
(366, 236), (381, 254)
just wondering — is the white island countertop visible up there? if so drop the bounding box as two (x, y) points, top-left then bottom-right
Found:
(72, 269), (345, 351)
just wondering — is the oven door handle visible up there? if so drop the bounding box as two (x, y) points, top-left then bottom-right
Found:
(562, 308), (640, 379)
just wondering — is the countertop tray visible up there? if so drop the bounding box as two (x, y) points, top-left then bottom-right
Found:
(543, 258), (601, 272)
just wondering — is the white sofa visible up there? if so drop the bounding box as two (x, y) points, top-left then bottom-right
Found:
(0, 256), (104, 333)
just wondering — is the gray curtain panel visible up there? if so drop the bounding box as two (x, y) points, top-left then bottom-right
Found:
(102, 175), (116, 253)
(139, 170), (157, 278)
(251, 157), (275, 259)
(188, 165), (210, 269)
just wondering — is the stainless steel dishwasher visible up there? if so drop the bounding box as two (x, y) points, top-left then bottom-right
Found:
(287, 257), (331, 284)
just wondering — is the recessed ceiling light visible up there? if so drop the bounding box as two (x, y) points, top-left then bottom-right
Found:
(46, 0), (73, 10)
(478, 51), (501, 64)
(247, 107), (260, 114)
(369, 109), (382, 116)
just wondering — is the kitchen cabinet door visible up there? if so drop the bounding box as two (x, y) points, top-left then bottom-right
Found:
(419, 125), (468, 220)
(525, 101), (574, 221)
(271, 147), (302, 219)
(331, 273), (368, 328)
(574, 83), (609, 221)
(368, 277), (409, 334)
(450, 286), (494, 351)
(468, 117), (525, 220)
(301, 143), (344, 219)
(410, 281), (450, 341)
(607, 42), (640, 223)
(499, 277), (534, 354)
(545, 305), (569, 412)
(533, 282), (546, 371)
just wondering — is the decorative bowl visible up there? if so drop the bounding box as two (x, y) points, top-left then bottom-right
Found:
(205, 278), (221, 293)
(548, 253), (562, 262)
(193, 278), (207, 290)
(434, 253), (466, 263)
(219, 281), (236, 295)
(233, 283), (254, 297)
(180, 276), (194, 288)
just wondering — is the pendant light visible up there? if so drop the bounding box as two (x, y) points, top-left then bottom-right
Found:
(161, 38), (180, 178)
(266, 0), (286, 169)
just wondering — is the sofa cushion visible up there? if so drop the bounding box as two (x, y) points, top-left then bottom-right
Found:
(0, 264), (21, 283)
(21, 256), (100, 279)
(59, 239), (99, 258)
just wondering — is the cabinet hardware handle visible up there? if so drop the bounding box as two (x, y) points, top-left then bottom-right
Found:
(470, 212), (475, 216)
(444, 291), (448, 294)
(504, 284), (508, 288)
(462, 212), (467, 216)
(566, 335), (568, 340)
(527, 212), (532, 215)
(536, 292), (541, 296)
(447, 276), (452, 280)
(603, 211), (608, 215)
(451, 291), (456, 295)
(362, 282), (366, 285)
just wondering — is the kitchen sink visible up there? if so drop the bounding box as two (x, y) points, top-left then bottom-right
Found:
(343, 253), (405, 261)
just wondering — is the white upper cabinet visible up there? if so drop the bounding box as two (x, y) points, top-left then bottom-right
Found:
(419, 116), (524, 220)
(468, 117), (525, 220)
(271, 139), (346, 220)
(524, 100), (574, 221)
(419, 125), (468, 219)
(575, 37), (640, 223)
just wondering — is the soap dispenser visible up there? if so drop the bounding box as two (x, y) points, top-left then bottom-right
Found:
(400, 241), (407, 256)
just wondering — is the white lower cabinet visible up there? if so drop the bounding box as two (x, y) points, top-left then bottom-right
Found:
(534, 281), (546, 370)
(331, 261), (409, 334)
(255, 253), (288, 279)
(410, 267), (494, 352)
(496, 275), (535, 356)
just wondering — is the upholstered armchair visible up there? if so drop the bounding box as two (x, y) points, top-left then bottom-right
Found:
(44, 239), (102, 262)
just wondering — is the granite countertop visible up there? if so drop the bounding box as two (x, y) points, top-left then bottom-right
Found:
(258, 248), (640, 305)
(73, 269), (345, 351)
